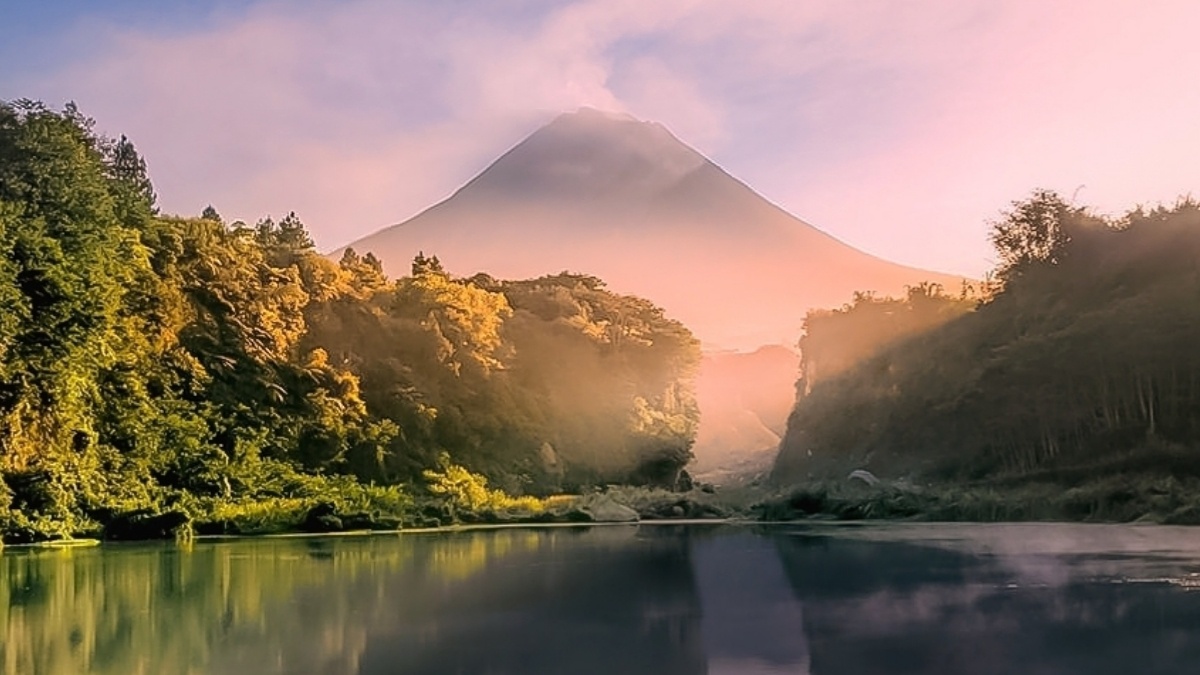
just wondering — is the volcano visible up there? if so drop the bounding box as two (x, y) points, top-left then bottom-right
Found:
(342, 107), (963, 350)
(339, 108), (965, 479)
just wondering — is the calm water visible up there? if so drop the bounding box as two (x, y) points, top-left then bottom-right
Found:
(4, 522), (1200, 674)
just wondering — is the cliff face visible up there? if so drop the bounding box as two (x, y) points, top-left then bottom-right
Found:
(772, 200), (1200, 488)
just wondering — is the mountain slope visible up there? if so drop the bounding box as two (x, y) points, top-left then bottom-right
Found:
(339, 108), (965, 481)
(341, 108), (964, 351)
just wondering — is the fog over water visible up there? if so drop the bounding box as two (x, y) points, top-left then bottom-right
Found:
(4, 524), (1200, 674)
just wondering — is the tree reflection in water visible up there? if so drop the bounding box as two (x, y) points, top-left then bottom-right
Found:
(4, 524), (1200, 674)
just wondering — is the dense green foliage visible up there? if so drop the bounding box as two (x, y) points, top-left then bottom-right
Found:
(793, 282), (975, 398)
(774, 190), (1200, 500)
(0, 100), (699, 542)
(305, 258), (699, 493)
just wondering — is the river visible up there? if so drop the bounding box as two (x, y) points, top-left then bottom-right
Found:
(3, 522), (1200, 674)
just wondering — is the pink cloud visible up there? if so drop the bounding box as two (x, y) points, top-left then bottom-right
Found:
(16, 0), (1200, 276)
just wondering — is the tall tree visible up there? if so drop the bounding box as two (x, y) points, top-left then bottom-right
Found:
(105, 134), (158, 226)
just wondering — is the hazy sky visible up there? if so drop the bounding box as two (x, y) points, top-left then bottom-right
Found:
(3, 0), (1198, 277)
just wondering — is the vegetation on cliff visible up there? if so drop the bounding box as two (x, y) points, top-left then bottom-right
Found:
(772, 189), (1200, 522)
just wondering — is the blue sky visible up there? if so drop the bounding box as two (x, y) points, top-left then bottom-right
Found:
(3, 0), (1199, 277)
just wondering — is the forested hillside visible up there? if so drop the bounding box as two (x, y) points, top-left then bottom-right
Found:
(774, 190), (1200, 493)
(0, 100), (698, 542)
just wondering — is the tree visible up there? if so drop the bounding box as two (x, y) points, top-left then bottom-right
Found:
(105, 134), (157, 225)
(989, 189), (1084, 281)
(394, 256), (512, 377)
(0, 100), (164, 537)
(277, 211), (314, 253)
(337, 247), (388, 295)
(411, 251), (444, 276)
(0, 99), (709, 539)
(775, 192), (1200, 489)
(989, 189), (1070, 279)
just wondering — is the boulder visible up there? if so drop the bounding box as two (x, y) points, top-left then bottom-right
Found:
(848, 469), (881, 487)
(104, 510), (191, 541)
(339, 512), (403, 531)
(639, 498), (729, 520)
(302, 503), (344, 533)
(579, 495), (639, 523)
(563, 509), (595, 523)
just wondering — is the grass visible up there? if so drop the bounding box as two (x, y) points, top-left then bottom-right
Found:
(593, 485), (732, 519)
(201, 497), (312, 535)
(754, 472), (1200, 524)
(24, 449), (1197, 545)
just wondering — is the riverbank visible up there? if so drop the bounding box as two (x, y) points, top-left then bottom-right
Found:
(13, 470), (1197, 548)
(754, 473), (1200, 525)
(0, 484), (740, 546)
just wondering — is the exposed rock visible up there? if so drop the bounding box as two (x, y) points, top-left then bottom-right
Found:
(848, 469), (881, 487)
(628, 453), (689, 490)
(579, 495), (639, 522)
(638, 498), (729, 520)
(401, 515), (444, 529)
(340, 512), (403, 531)
(302, 502), (343, 533)
(539, 442), (564, 485)
(104, 509), (191, 541)
(458, 510), (504, 525)
(194, 520), (240, 536)
(563, 509), (595, 523)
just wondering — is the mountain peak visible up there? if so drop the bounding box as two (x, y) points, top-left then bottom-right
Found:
(344, 111), (966, 349)
(340, 111), (967, 477)
(556, 106), (639, 124)
(453, 108), (708, 205)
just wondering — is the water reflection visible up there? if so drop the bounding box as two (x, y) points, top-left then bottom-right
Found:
(3, 524), (1200, 674)
(363, 527), (706, 675)
(772, 524), (1200, 675)
(0, 536), (413, 675)
(691, 532), (810, 674)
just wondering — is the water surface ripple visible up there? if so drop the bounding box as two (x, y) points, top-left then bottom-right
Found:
(4, 522), (1200, 674)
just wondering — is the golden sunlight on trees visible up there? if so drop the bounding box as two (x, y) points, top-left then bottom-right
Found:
(775, 192), (1200, 490)
(423, 452), (545, 516)
(0, 100), (701, 542)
